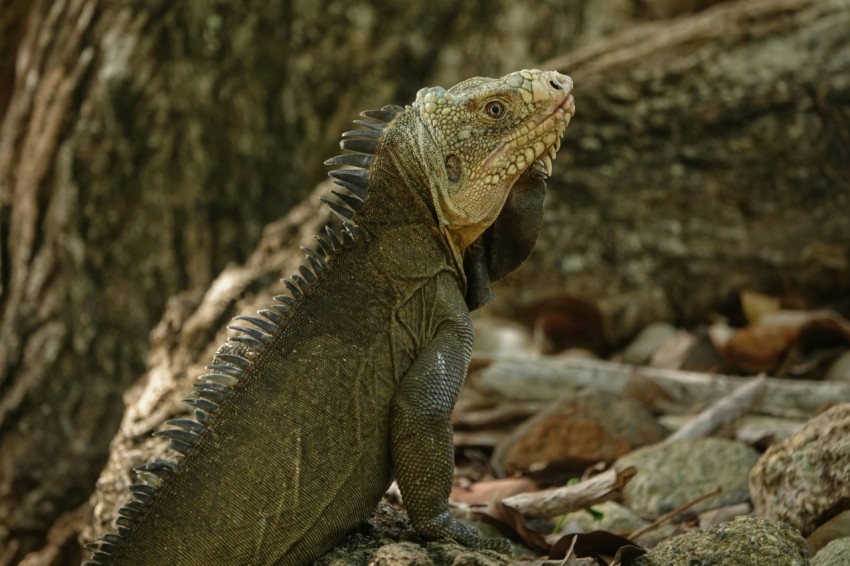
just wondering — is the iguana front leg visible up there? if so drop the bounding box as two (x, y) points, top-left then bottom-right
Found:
(390, 311), (510, 553)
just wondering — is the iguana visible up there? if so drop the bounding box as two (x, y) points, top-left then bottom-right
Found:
(84, 68), (575, 565)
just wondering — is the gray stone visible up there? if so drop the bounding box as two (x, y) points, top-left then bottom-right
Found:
(813, 537), (850, 566)
(621, 323), (677, 365)
(556, 501), (647, 535)
(494, 390), (667, 474)
(750, 403), (850, 535)
(371, 542), (434, 566)
(826, 351), (850, 382)
(616, 437), (759, 518)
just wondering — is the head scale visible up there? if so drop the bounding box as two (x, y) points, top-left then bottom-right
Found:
(412, 69), (574, 252)
(412, 69), (575, 309)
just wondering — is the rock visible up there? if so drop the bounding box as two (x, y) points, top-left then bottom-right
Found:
(426, 542), (511, 566)
(370, 542), (434, 566)
(316, 500), (510, 566)
(616, 438), (759, 518)
(698, 503), (753, 528)
(734, 414), (804, 445)
(472, 317), (534, 358)
(813, 537), (850, 566)
(826, 351), (850, 382)
(621, 323), (677, 365)
(636, 516), (810, 566)
(556, 501), (647, 535)
(493, 390), (667, 474)
(749, 403), (850, 535)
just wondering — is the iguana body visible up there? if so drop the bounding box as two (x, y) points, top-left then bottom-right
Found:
(85, 69), (574, 565)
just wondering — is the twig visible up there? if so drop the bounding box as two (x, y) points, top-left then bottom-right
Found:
(472, 355), (850, 415)
(627, 486), (723, 539)
(453, 401), (545, 428)
(665, 375), (768, 441)
(499, 466), (636, 520)
(559, 535), (577, 565)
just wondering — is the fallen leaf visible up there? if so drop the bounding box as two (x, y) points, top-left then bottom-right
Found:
(514, 296), (608, 355)
(707, 321), (735, 351)
(650, 330), (696, 369)
(611, 544), (649, 566)
(450, 478), (537, 505)
(740, 290), (781, 324)
(721, 310), (850, 374)
(476, 501), (550, 553)
(723, 322), (800, 373)
(807, 510), (850, 554)
(549, 530), (642, 561)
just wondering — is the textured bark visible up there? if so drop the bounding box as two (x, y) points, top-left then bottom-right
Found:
(0, 0), (28, 121)
(500, 0), (850, 342)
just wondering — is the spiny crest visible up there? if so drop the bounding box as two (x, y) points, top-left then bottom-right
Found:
(83, 103), (402, 566)
(321, 103), (402, 220)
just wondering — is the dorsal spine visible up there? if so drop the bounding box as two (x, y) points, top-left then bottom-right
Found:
(83, 104), (404, 566)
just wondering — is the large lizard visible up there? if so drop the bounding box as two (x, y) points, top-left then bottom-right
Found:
(84, 68), (575, 565)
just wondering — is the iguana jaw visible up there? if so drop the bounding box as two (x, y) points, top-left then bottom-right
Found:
(415, 69), (575, 252)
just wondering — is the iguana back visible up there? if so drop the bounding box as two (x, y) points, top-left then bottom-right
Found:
(85, 69), (574, 565)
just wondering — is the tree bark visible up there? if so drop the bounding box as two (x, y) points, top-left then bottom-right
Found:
(499, 0), (850, 342)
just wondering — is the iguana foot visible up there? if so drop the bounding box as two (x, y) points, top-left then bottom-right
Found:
(415, 511), (512, 554)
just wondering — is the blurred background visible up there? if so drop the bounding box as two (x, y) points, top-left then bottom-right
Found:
(0, 0), (848, 563)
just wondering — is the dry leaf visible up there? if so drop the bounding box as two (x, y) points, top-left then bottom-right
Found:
(740, 290), (781, 324)
(549, 531), (642, 561)
(807, 510), (850, 554)
(721, 310), (850, 374)
(514, 296), (607, 355)
(649, 330), (696, 369)
(723, 323), (799, 373)
(476, 501), (550, 553)
(450, 478), (536, 505)
(707, 321), (735, 351)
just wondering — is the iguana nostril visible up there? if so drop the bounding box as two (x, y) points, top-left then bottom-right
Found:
(548, 73), (573, 93)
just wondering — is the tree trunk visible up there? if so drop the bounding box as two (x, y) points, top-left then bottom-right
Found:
(0, 1), (695, 563)
(499, 0), (850, 343)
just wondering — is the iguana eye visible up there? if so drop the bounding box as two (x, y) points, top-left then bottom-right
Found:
(485, 101), (505, 119)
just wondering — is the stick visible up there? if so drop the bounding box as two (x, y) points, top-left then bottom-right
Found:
(472, 356), (849, 415)
(665, 375), (768, 441)
(627, 486), (723, 539)
(499, 467), (636, 520)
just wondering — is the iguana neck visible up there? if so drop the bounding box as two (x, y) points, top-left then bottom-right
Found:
(358, 108), (466, 278)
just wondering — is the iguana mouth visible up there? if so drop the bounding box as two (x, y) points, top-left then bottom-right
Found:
(531, 93), (575, 179)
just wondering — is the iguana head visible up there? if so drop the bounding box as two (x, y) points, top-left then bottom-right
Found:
(413, 68), (575, 251)
(325, 69), (574, 310)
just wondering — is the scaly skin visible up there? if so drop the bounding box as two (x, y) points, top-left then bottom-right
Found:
(84, 69), (574, 566)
